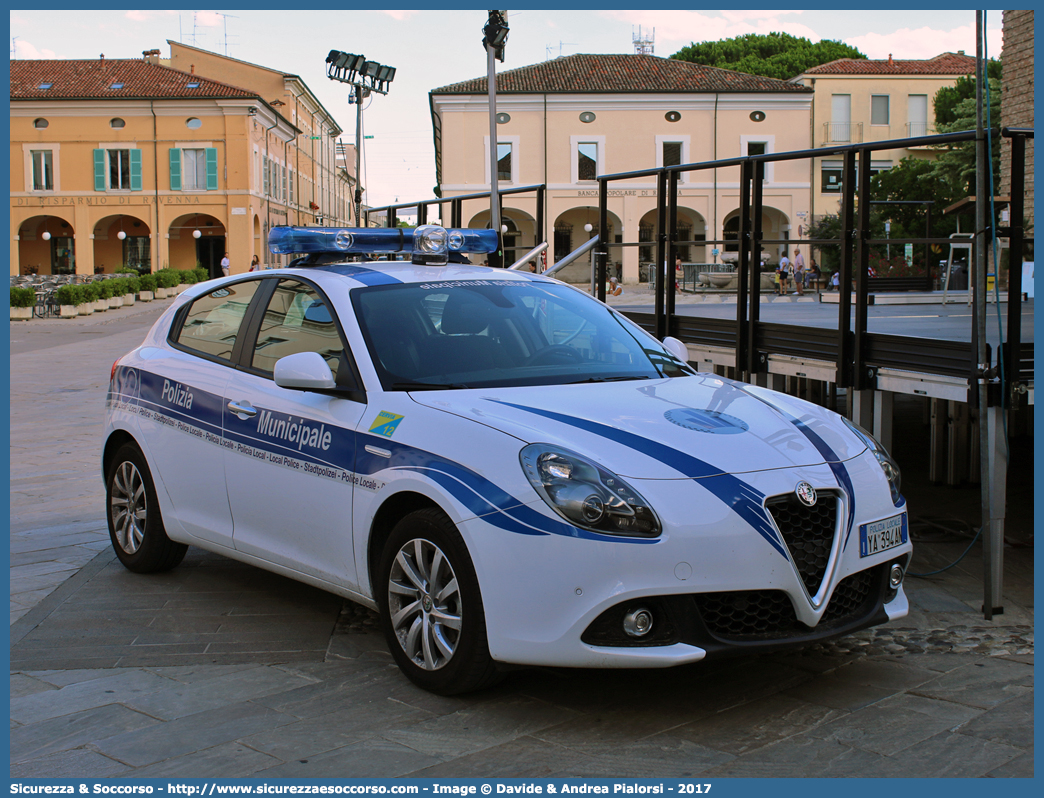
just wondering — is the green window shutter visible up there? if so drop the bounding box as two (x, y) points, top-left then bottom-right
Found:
(169, 148), (181, 191)
(93, 149), (106, 191)
(129, 149), (142, 191)
(205, 147), (218, 190)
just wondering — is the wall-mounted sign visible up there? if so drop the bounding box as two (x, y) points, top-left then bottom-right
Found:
(496, 113), (511, 124)
(750, 111), (766, 122)
(579, 112), (596, 123)
(665, 111), (681, 123)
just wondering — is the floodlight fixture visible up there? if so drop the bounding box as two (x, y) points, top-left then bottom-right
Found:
(362, 60), (380, 79)
(483, 9), (509, 62)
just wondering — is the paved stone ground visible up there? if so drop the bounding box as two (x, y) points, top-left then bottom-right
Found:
(8, 299), (1034, 778)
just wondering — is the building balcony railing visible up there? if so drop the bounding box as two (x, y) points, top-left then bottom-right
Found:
(821, 122), (863, 145)
(905, 122), (938, 143)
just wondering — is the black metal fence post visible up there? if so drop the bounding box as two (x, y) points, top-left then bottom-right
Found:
(853, 149), (872, 390)
(736, 160), (753, 375)
(597, 179), (608, 302)
(666, 170), (679, 322)
(836, 150), (857, 388)
(749, 160), (765, 376)
(654, 170), (668, 340)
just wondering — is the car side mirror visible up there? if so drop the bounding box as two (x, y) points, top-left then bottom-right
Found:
(662, 336), (689, 364)
(273, 352), (337, 391)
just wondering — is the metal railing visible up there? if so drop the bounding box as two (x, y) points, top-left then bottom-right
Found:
(822, 121), (862, 145)
(592, 128), (1033, 403)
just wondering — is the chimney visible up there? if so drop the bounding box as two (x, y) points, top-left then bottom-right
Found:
(887, 54), (893, 66)
(958, 50), (965, 55)
(190, 64), (195, 75)
(142, 48), (161, 64)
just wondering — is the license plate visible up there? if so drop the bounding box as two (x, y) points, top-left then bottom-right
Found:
(859, 513), (908, 558)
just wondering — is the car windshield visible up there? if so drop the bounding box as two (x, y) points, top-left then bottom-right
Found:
(353, 279), (694, 390)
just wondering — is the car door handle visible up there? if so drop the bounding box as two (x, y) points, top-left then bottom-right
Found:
(227, 400), (257, 419)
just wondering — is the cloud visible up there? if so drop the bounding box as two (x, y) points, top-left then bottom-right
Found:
(601, 10), (817, 47)
(720, 10), (804, 23)
(847, 23), (1002, 60)
(380, 11), (419, 22)
(15, 40), (58, 59)
(123, 10), (177, 22)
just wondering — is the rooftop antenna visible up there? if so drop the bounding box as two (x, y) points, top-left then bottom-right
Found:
(545, 40), (577, 60)
(181, 12), (200, 46)
(11, 35), (18, 59)
(633, 25), (655, 55)
(215, 11), (239, 56)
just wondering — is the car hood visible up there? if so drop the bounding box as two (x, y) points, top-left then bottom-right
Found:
(409, 375), (867, 480)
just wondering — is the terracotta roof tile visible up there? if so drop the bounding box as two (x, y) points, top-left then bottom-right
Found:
(10, 58), (258, 100)
(802, 52), (976, 76)
(432, 53), (812, 95)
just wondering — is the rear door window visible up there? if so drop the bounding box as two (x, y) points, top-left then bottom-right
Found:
(173, 280), (262, 362)
(249, 279), (345, 379)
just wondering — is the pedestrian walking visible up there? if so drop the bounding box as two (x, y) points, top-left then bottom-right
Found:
(220, 252), (230, 277)
(778, 253), (790, 294)
(249, 255), (260, 272)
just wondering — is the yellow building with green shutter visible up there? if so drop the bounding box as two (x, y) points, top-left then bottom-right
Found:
(10, 52), (352, 277)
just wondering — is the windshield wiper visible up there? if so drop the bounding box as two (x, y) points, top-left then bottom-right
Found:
(564, 375), (652, 385)
(390, 381), (470, 391)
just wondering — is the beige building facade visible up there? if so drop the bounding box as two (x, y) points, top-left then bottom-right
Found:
(794, 52), (977, 223)
(430, 54), (814, 283)
(10, 49), (352, 278)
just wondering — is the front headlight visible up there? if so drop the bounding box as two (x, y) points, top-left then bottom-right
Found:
(520, 444), (661, 537)
(842, 417), (902, 505)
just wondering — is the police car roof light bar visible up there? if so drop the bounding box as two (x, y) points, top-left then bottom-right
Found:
(268, 226), (499, 257)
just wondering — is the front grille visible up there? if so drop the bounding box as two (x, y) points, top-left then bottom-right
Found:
(822, 567), (875, 621)
(695, 590), (803, 640)
(693, 565), (883, 642)
(766, 490), (839, 596)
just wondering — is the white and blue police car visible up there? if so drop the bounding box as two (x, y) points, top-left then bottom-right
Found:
(103, 224), (910, 694)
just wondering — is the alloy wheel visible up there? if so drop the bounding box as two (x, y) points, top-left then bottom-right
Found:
(387, 538), (462, 670)
(110, 460), (147, 554)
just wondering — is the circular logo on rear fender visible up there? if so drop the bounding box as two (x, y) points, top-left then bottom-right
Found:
(664, 408), (749, 434)
(795, 482), (817, 506)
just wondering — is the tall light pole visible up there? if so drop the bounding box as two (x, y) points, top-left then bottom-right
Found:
(326, 51), (396, 227)
(483, 10), (509, 266)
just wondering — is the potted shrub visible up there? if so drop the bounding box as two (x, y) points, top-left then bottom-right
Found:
(107, 278), (125, 308)
(155, 269), (180, 298)
(138, 273), (156, 301)
(94, 278), (113, 312)
(54, 284), (83, 318)
(80, 281), (99, 314)
(10, 286), (36, 320)
(123, 274), (140, 305)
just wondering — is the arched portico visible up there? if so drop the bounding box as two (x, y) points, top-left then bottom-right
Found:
(466, 207), (539, 267)
(93, 213), (152, 274)
(169, 213), (227, 277)
(721, 206), (791, 265)
(17, 215), (76, 276)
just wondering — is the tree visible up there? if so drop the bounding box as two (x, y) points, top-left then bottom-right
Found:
(931, 76), (1003, 196)
(670, 32), (865, 80)
(933, 60), (1002, 127)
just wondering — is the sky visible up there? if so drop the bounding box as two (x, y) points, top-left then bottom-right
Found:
(10, 8), (1004, 212)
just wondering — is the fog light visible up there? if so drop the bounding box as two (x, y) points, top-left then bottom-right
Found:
(889, 563), (904, 588)
(622, 608), (653, 637)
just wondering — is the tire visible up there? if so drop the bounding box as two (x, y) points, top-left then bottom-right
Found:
(378, 508), (500, 695)
(106, 443), (187, 573)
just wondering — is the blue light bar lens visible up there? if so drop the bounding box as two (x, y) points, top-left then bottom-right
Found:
(268, 226), (499, 256)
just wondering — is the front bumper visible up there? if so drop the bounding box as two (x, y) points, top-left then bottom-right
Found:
(459, 456), (911, 669)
